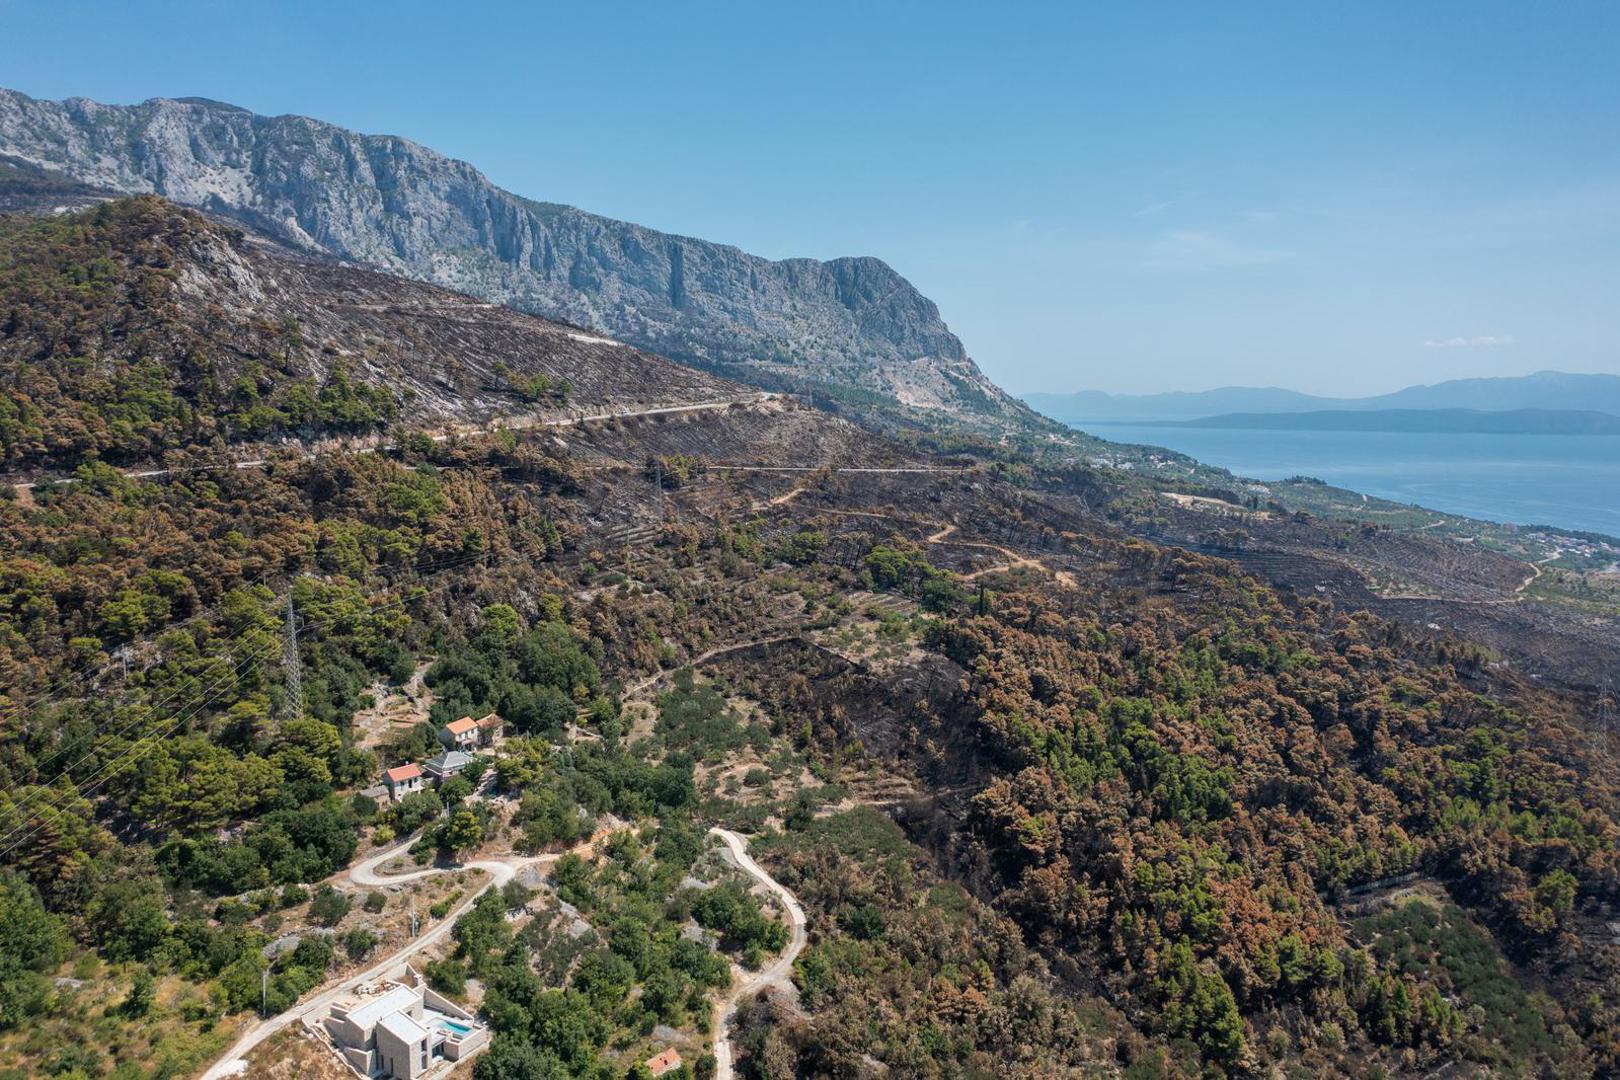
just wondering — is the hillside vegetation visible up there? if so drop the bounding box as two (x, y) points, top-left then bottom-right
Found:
(0, 197), (736, 470)
(1, 200), (1618, 1080)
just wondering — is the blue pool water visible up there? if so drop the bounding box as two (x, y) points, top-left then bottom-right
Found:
(1077, 423), (1620, 538)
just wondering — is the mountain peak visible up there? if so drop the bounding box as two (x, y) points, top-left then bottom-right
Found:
(0, 86), (1025, 425)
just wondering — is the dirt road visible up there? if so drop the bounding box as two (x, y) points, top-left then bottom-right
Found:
(10, 395), (780, 495)
(709, 827), (807, 1080)
(200, 830), (609, 1080)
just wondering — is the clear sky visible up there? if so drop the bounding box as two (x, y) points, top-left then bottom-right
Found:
(3, 1), (1617, 395)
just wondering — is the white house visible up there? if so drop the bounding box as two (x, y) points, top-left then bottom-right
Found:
(323, 966), (488, 1078)
(438, 716), (479, 752)
(439, 713), (504, 751)
(382, 763), (424, 802)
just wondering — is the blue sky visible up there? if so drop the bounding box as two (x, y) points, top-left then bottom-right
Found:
(3, 1), (1617, 395)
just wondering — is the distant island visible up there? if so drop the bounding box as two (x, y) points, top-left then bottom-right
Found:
(1157, 407), (1620, 435)
(1024, 370), (1620, 423)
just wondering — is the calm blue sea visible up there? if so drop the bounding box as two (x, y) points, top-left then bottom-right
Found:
(1079, 423), (1620, 538)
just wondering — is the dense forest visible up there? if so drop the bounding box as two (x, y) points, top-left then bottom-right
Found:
(704, 510), (1620, 1076)
(946, 574), (1619, 1072)
(2, 198), (1618, 1079)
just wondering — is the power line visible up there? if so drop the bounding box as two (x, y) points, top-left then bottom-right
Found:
(282, 591), (304, 720)
(0, 566), (473, 864)
(9, 549), (489, 788)
(9, 547), (492, 796)
(0, 551), (497, 863)
(1, 561), (299, 725)
(0, 636), (295, 864)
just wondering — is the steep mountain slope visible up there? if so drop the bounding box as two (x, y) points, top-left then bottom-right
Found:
(0, 196), (751, 470)
(0, 88), (1028, 426)
(0, 153), (114, 214)
(5, 195), (1620, 1080)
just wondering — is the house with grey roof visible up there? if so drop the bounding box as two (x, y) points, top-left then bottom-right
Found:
(421, 749), (473, 783)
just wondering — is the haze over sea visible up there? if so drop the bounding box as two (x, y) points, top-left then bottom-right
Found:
(1082, 424), (1620, 538)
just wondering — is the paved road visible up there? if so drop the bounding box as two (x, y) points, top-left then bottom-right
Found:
(198, 827), (798, 1079)
(200, 841), (562, 1080)
(346, 835), (457, 888)
(709, 827), (808, 1080)
(9, 395), (780, 494)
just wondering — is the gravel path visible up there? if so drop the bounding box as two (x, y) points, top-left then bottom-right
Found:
(709, 827), (808, 1080)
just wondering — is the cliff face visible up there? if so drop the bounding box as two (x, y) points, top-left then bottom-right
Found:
(0, 88), (1025, 422)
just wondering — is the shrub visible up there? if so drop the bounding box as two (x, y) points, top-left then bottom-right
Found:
(425, 957), (467, 996)
(344, 928), (378, 962)
(309, 885), (351, 927)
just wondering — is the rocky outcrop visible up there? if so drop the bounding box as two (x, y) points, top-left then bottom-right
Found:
(0, 88), (1027, 423)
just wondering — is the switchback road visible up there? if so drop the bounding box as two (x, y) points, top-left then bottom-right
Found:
(710, 827), (808, 1080)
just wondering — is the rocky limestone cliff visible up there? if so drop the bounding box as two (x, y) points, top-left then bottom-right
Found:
(0, 88), (1028, 424)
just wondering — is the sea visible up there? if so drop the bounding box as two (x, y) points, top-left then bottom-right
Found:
(1078, 423), (1620, 539)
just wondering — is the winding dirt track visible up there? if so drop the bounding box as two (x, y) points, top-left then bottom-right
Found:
(200, 825), (806, 1080)
(709, 828), (808, 1080)
(621, 637), (801, 701)
(199, 833), (595, 1080)
(779, 504), (1078, 588)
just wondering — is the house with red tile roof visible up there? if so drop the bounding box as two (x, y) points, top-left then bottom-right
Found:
(439, 712), (505, 751)
(645, 1047), (683, 1077)
(475, 712), (504, 745)
(438, 715), (479, 751)
(382, 763), (424, 802)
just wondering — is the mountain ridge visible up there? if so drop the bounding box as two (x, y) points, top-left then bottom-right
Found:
(0, 87), (1029, 426)
(1160, 406), (1620, 435)
(0, 195), (775, 471)
(1026, 370), (1620, 422)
